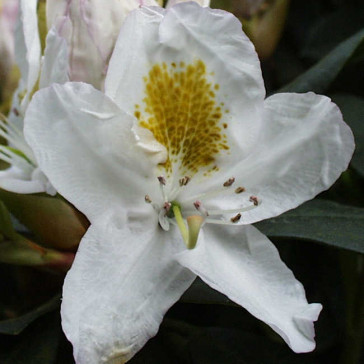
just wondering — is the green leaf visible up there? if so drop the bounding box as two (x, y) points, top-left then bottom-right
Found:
(0, 294), (61, 335)
(330, 94), (364, 177)
(279, 28), (364, 93)
(255, 200), (364, 253)
(302, 6), (364, 61)
(0, 201), (18, 240)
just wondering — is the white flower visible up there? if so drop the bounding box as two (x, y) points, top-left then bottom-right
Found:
(0, 0), (18, 84)
(0, 0), (69, 195)
(24, 3), (354, 364)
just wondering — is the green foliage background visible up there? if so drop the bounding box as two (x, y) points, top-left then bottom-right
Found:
(0, 0), (363, 363)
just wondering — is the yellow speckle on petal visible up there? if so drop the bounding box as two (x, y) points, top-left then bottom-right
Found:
(137, 60), (229, 176)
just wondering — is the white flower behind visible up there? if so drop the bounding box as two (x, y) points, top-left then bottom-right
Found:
(24, 3), (354, 364)
(0, 0), (68, 195)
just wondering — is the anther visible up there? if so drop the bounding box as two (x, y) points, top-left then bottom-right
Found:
(163, 202), (172, 213)
(179, 176), (191, 186)
(12, 108), (19, 116)
(158, 176), (166, 185)
(223, 177), (235, 187)
(230, 213), (242, 223)
(249, 196), (259, 206)
(194, 200), (209, 216)
(235, 186), (245, 194)
(145, 195), (152, 203)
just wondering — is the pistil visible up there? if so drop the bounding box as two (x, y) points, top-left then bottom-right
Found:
(172, 202), (204, 250)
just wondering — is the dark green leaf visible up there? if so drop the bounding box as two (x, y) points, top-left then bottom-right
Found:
(302, 6), (364, 61)
(330, 94), (364, 177)
(256, 200), (364, 253)
(0, 201), (18, 240)
(279, 29), (364, 93)
(0, 294), (61, 335)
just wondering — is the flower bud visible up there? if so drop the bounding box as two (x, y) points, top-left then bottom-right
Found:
(0, 189), (89, 251)
(0, 0), (18, 111)
(46, 0), (159, 90)
(234, 0), (290, 59)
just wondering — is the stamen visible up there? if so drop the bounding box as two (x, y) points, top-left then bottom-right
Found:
(223, 177), (235, 187)
(0, 113), (35, 163)
(158, 176), (167, 202)
(145, 195), (152, 203)
(163, 202), (172, 213)
(206, 203), (257, 215)
(157, 176), (166, 185)
(249, 196), (259, 206)
(235, 186), (245, 194)
(179, 176), (191, 186)
(230, 213), (241, 223)
(193, 200), (209, 216)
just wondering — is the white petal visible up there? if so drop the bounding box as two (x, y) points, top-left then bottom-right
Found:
(190, 92), (355, 224)
(39, 25), (69, 88)
(62, 213), (195, 364)
(105, 3), (265, 177)
(0, 166), (46, 194)
(166, 0), (211, 8)
(176, 224), (322, 353)
(14, 0), (41, 111)
(24, 82), (161, 222)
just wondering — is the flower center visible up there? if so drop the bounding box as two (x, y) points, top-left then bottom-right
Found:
(135, 59), (230, 178)
(145, 175), (260, 250)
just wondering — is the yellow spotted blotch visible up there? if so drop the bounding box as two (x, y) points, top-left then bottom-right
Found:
(135, 59), (229, 176)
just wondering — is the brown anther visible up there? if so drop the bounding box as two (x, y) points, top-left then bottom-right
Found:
(230, 213), (242, 223)
(235, 186), (245, 194)
(163, 202), (171, 212)
(179, 176), (191, 186)
(158, 176), (166, 185)
(249, 196), (259, 206)
(12, 108), (19, 116)
(145, 195), (152, 203)
(223, 177), (235, 187)
(193, 201), (202, 210)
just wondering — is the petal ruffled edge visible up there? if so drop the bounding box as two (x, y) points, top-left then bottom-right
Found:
(176, 224), (322, 353)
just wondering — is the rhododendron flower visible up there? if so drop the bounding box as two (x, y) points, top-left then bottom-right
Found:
(0, 0), (68, 194)
(24, 3), (354, 364)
